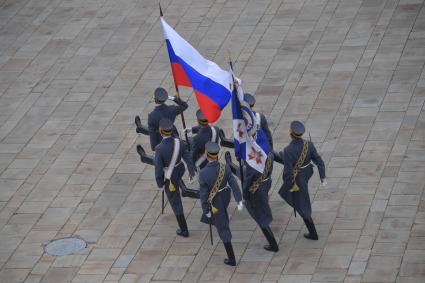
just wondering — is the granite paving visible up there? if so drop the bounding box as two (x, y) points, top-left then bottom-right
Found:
(0, 0), (424, 282)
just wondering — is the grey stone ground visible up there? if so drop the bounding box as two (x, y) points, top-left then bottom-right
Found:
(0, 0), (424, 282)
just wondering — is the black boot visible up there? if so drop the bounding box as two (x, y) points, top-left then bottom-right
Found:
(225, 151), (238, 176)
(135, 116), (150, 135)
(261, 226), (279, 252)
(180, 180), (200, 199)
(303, 218), (318, 240)
(223, 242), (236, 266)
(136, 145), (154, 165)
(135, 115), (142, 133)
(176, 214), (189, 237)
(219, 129), (234, 148)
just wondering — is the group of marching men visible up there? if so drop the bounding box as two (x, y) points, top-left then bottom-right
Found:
(134, 87), (327, 266)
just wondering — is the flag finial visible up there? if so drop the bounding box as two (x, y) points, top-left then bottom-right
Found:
(227, 49), (233, 69)
(226, 49), (232, 62)
(159, 3), (163, 16)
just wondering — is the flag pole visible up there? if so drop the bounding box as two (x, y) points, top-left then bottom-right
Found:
(209, 204), (213, 245)
(227, 51), (244, 190)
(174, 85), (190, 150)
(159, 3), (191, 150)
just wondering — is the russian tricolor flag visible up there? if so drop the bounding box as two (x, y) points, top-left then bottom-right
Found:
(160, 17), (232, 123)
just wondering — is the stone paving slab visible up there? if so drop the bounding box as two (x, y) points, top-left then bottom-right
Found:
(0, 0), (425, 282)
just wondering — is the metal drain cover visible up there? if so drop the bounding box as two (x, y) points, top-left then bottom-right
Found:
(44, 237), (87, 256)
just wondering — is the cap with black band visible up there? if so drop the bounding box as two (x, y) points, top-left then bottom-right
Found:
(154, 87), (168, 104)
(290, 120), (305, 139)
(244, 93), (256, 107)
(196, 109), (209, 126)
(205, 141), (220, 159)
(159, 118), (173, 136)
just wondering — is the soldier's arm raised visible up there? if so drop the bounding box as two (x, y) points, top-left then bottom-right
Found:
(172, 97), (189, 114)
(179, 98), (189, 111)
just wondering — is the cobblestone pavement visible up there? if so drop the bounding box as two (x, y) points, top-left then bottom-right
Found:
(0, 0), (424, 282)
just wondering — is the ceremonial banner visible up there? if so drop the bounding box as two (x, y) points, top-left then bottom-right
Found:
(160, 17), (232, 123)
(231, 81), (270, 173)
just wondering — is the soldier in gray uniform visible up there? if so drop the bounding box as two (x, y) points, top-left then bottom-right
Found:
(135, 143), (200, 199)
(184, 109), (220, 170)
(199, 142), (243, 266)
(154, 118), (196, 237)
(278, 121), (327, 240)
(135, 87), (188, 151)
(225, 152), (279, 252)
(244, 93), (273, 150)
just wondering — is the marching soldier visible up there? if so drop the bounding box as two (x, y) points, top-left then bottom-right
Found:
(135, 143), (200, 199)
(278, 121), (327, 240)
(225, 152), (279, 252)
(135, 87), (188, 151)
(184, 109), (220, 170)
(199, 142), (243, 266)
(154, 118), (196, 237)
(244, 93), (273, 150)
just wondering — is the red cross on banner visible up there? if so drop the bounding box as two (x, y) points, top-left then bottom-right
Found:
(236, 122), (244, 138)
(248, 147), (264, 164)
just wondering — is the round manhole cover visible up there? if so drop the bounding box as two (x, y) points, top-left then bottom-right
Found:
(44, 237), (87, 256)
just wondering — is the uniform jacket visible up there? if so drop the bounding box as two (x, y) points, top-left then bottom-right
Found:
(243, 157), (273, 194)
(243, 157), (274, 228)
(191, 125), (220, 166)
(278, 139), (326, 219)
(281, 139), (325, 191)
(199, 161), (242, 242)
(154, 136), (195, 188)
(148, 101), (188, 151)
(199, 161), (242, 215)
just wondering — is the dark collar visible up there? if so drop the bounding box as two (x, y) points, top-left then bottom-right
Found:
(207, 160), (219, 167)
(199, 125), (211, 133)
(290, 138), (304, 145)
(161, 136), (173, 145)
(155, 104), (167, 110)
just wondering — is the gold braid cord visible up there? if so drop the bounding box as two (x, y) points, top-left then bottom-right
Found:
(207, 163), (226, 214)
(249, 153), (273, 194)
(290, 140), (308, 192)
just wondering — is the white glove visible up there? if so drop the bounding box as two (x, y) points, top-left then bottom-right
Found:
(205, 212), (211, 218)
(189, 172), (198, 184)
(168, 95), (176, 101)
(321, 178), (327, 186)
(237, 201), (243, 211)
(181, 128), (191, 136)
